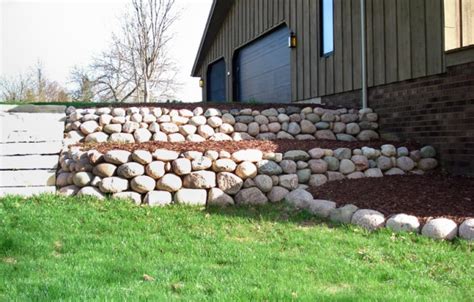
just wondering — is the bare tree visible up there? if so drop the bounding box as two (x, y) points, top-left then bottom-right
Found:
(0, 63), (71, 102)
(87, 0), (179, 103)
(69, 67), (96, 102)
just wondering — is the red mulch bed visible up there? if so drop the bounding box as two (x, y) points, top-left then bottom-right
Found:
(309, 175), (474, 224)
(78, 139), (420, 154)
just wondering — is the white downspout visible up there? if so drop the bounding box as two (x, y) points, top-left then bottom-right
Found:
(360, 0), (368, 109)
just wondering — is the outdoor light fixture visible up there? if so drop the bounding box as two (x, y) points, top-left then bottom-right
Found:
(289, 32), (297, 48)
(199, 79), (204, 88)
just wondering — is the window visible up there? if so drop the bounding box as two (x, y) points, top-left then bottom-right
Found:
(444, 0), (474, 51)
(321, 0), (334, 56)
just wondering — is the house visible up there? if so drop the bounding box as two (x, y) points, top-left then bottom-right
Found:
(192, 0), (474, 175)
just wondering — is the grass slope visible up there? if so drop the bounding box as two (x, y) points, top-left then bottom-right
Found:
(1, 195), (472, 301)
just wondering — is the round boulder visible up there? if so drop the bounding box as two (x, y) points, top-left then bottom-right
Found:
(104, 150), (132, 165)
(156, 174), (182, 192)
(174, 189), (207, 206)
(183, 171), (217, 189)
(146, 161), (166, 179)
(285, 189), (313, 209)
(117, 162), (145, 179)
(459, 219), (474, 241)
(351, 209), (385, 231)
(130, 176), (156, 193)
(99, 177), (129, 193)
(422, 218), (458, 240)
(216, 172), (243, 195)
(386, 214), (420, 233)
(254, 175), (273, 193)
(207, 188), (234, 207)
(235, 161), (258, 179)
(144, 191), (172, 207)
(235, 187), (268, 206)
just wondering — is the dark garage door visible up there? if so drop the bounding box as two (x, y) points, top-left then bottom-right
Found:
(234, 26), (291, 103)
(207, 59), (226, 102)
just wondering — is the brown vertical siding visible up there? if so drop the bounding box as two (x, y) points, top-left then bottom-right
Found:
(198, 0), (445, 102)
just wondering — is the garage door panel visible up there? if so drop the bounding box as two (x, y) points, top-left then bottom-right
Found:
(207, 59), (226, 102)
(235, 26), (291, 103)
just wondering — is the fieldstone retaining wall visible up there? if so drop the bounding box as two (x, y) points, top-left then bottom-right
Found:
(63, 106), (380, 145)
(57, 144), (438, 205)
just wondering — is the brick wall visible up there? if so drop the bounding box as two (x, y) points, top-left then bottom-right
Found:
(322, 62), (474, 176)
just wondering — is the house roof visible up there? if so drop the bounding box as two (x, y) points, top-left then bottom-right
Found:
(191, 0), (235, 77)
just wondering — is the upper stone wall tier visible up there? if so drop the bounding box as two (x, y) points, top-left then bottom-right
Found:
(64, 106), (380, 145)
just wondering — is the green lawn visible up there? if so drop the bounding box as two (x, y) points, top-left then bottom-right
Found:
(1, 195), (472, 301)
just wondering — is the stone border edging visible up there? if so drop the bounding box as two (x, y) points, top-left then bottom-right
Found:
(285, 190), (473, 241)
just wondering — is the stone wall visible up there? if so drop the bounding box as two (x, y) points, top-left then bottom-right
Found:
(322, 62), (474, 176)
(57, 144), (438, 206)
(63, 106), (380, 145)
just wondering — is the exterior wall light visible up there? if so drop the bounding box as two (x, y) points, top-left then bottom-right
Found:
(199, 79), (204, 88)
(289, 32), (297, 48)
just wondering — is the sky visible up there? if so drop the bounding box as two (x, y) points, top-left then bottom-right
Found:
(0, 0), (213, 101)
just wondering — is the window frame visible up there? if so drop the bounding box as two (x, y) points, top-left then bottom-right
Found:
(320, 0), (335, 57)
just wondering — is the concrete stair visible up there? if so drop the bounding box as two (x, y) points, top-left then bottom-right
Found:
(0, 105), (66, 197)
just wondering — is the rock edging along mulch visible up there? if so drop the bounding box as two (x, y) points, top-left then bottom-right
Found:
(64, 105), (381, 145)
(285, 188), (473, 241)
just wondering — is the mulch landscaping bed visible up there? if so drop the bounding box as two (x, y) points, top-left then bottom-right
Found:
(78, 139), (420, 154)
(310, 175), (474, 224)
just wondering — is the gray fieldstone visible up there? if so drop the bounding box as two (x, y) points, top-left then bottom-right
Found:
(376, 156), (393, 171)
(109, 133), (135, 144)
(207, 188), (234, 207)
(285, 189), (313, 209)
(191, 156), (213, 171)
(235, 187), (268, 205)
(117, 162), (145, 179)
(103, 124), (122, 134)
(212, 159), (237, 173)
(329, 204), (359, 224)
(316, 130), (336, 140)
(174, 189), (207, 206)
(184, 171), (217, 189)
(339, 159), (356, 174)
(422, 218), (458, 240)
(324, 157), (340, 171)
(232, 149), (263, 163)
(284, 150), (311, 161)
(386, 214), (420, 233)
(297, 169), (311, 183)
(80, 121), (100, 135)
(267, 186), (290, 203)
(122, 122), (140, 134)
(216, 172), (243, 195)
(99, 177), (129, 193)
(381, 144), (397, 157)
(130, 176), (156, 193)
(235, 161), (258, 179)
(254, 175), (273, 193)
(351, 209), (385, 231)
(93, 163), (117, 178)
(153, 149), (179, 161)
(257, 160), (283, 175)
(279, 174), (299, 190)
(351, 155), (369, 171)
(385, 168), (405, 176)
(85, 132), (109, 143)
(459, 219), (474, 241)
(168, 133), (186, 142)
(144, 191), (172, 207)
(357, 130), (379, 141)
(420, 146), (437, 158)
(337, 134), (357, 142)
(334, 148), (352, 160)
(308, 200), (337, 218)
(172, 158), (192, 175)
(146, 161), (166, 179)
(72, 172), (94, 187)
(309, 148), (325, 159)
(280, 160), (297, 174)
(418, 158), (438, 171)
(132, 150), (153, 165)
(364, 168), (383, 178)
(156, 174), (183, 192)
(59, 185), (79, 197)
(309, 174), (328, 187)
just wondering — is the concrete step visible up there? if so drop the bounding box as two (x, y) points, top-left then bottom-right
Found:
(0, 155), (59, 170)
(0, 104), (66, 113)
(0, 142), (63, 156)
(0, 170), (56, 187)
(0, 186), (56, 197)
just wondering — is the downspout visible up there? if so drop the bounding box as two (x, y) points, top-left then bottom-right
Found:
(360, 0), (368, 109)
